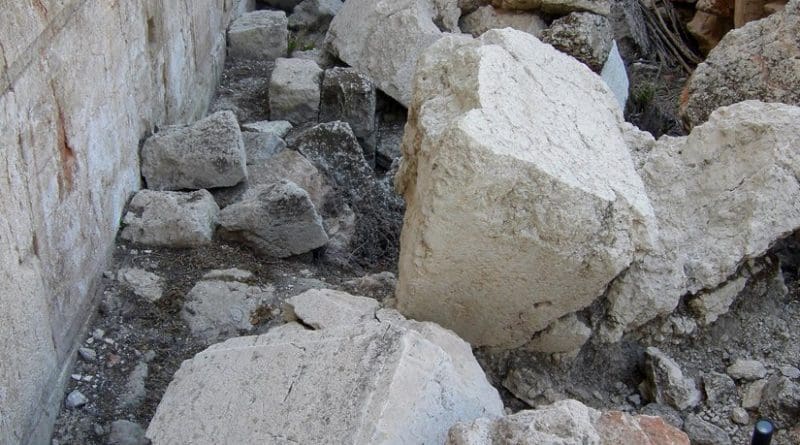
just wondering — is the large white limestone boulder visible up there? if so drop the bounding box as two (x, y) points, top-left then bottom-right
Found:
(602, 101), (800, 339)
(394, 29), (655, 349)
(325, 0), (461, 106)
(146, 291), (503, 444)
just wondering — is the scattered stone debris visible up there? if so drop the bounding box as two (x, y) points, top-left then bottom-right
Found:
(116, 268), (164, 303)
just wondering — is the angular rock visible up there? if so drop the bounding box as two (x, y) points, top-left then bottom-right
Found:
(325, 0), (461, 106)
(284, 288), (380, 328)
(680, 1), (800, 127)
(209, 60), (273, 124)
(295, 121), (405, 265)
(683, 414), (731, 445)
(690, 276), (747, 325)
(395, 29), (654, 349)
(490, 0), (611, 16)
(730, 407), (750, 425)
(503, 366), (560, 408)
(741, 379), (767, 409)
(641, 347), (701, 411)
(146, 315), (503, 444)
(447, 400), (601, 444)
(228, 10), (289, 61)
(141, 111), (247, 190)
(703, 372), (737, 405)
(109, 420), (148, 445)
(341, 271), (398, 301)
(65, 390), (88, 409)
(759, 375), (800, 427)
(218, 180), (328, 257)
(117, 268), (164, 303)
(120, 189), (219, 247)
(639, 403), (683, 429)
(269, 58), (323, 124)
(288, 0), (343, 30)
(182, 280), (275, 342)
(542, 12), (613, 72)
(447, 401), (690, 444)
(241, 120), (293, 138)
(459, 5), (546, 37)
(524, 314), (592, 354)
(319, 67), (377, 157)
(241, 132), (286, 165)
(603, 101), (800, 339)
(727, 359), (767, 381)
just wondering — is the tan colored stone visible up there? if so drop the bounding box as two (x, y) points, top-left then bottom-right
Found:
(735, 0), (766, 26)
(697, 0), (735, 17)
(687, 11), (733, 55)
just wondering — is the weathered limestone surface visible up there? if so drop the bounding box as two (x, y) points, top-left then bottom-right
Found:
(603, 101), (800, 339)
(218, 181), (329, 257)
(0, 2), (236, 443)
(395, 29), (654, 349)
(141, 111), (247, 190)
(325, 0), (461, 106)
(680, 0), (800, 128)
(147, 296), (503, 444)
(120, 189), (220, 247)
(447, 400), (690, 444)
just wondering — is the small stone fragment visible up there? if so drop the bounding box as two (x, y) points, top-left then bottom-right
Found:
(523, 314), (592, 354)
(78, 347), (97, 363)
(117, 268), (164, 303)
(741, 379), (767, 409)
(690, 276), (747, 325)
(703, 372), (737, 405)
(759, 375), (800, 428)
(727, 359), (767, 381)
(683, 414), (731, 445)
(65, 390), (89, 409)
(641, 347), (702, 410)
(459, 5), (546, 37)
(284, 288), (380, 329)
(118, 362), (148, 410)
(780, 365), (800, 379)
(541, 12), (613, 72)
(730, 407), (749, 425)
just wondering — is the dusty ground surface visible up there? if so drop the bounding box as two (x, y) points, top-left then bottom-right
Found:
(50, 237), (395, 445)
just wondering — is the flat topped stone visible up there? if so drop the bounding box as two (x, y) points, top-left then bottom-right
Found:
(146, 312), (503, 444)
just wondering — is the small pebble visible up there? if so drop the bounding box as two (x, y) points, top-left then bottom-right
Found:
(78, 347), (97, 362)
(70, 374), (82, 382)
(92, 329), (105, 340)
(780, 365), (800, 379)
(65, 390), (88, 409)
(731, 407), (749, 425)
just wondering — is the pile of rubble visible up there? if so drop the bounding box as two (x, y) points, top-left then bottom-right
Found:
(51, 0), (800, 443)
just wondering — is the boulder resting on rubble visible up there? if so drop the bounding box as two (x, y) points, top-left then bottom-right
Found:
(395, 29), (654, 349)
(146, 291), (503, 444)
